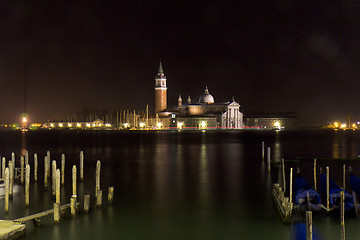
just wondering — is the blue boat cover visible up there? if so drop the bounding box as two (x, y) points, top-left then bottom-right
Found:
(292, 223), (321, 240)
(320, 174), (354, 210)
(350, 174), (360, 199)
(294, 175), (321, 205)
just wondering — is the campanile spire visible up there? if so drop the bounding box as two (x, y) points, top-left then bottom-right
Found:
(154, 61), (167, 113)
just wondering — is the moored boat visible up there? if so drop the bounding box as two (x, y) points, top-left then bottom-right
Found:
(320, 174), (354, 211)
(293, 173), (322, 211)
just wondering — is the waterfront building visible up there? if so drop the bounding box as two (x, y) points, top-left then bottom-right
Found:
(43, 119), (112, 130)
(244, 112), (297, 129)
(153, 62), (244, 129)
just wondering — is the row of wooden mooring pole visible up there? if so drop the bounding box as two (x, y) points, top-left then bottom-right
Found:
(264, 141), (347, 240)
(1, 150), (114, 225)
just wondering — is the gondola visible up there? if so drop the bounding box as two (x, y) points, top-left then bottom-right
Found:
(293, 173), (322, 211)
(292, 222), (321, 240)
(320, 174), (354, 211)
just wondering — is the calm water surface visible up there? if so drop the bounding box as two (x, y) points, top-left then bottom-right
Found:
(0, 129), (360, 240)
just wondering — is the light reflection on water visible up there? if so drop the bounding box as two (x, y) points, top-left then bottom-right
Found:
(0, 130), (360, 239)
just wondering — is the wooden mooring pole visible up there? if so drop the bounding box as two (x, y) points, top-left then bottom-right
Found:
(72, 165), (77, 197)
(261, 141), (265, 160)
(56, 169), (60, 204)
(25, 151), (29, 167)
(267, 147), (271, 172)
(95, 160), (101, 197)
(96, 190), (102, 207)
(9, 161), (13, 197)
(5, 167), (9, 213)
(54, 203), (60, 224)
(61, 154), (65, 185)
(80, 151), (84, 181)
(281, 158), (286, 194)
(44, 157), (48, 189)
(341, 191), (345, 240)
(343, 164), (346, 190)
(326, 166), (330, 210)
(2, 157), (5, 179)
(108, 187), (114, 204)
(306, 211), (313, 240)
(25, 164), (30, 207)
(20, 156), (24, 184)
(71, 196), (76, 218)
(289, 167), (293, 203)
(313, 159), (317, 191)
(34, 153), (38, 182)
(84, 194), (90, 212)
(52, 161), (56, 196)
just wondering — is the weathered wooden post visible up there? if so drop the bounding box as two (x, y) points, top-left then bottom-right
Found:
(11, 152), (15, 164)
(61, 154), (65, 185)
(95, 160), (101, 197)
(289, 167), (293, 203)
(25, 150), (29, 167)
(326, 166), (330, 210)
(25, 164), (30, 207)
(261, 141), (265, 160)
(343, 164), (346, 190)
(80, 151), (84, 181)
(44, 156), (48, 189)
(72, 165), (77, 197)
(108, 187), (114, 204)
(54, 203), (60, 224)
(267, 147), (271, 172)
(20, 156), (24, 184)
(52, 161), (56, 196)
(96, 190), (102, 207)
(306, 211), (313, 240)
(5, 168), (9, 213)
(56, 169), (60, 204)
(46, 151), (50, 179)
(84, 194), (90, 212)
(281, 158), (286, 193)
(71, 196), (76, 217)
(34, 153), (38, 182)
(313, 159), (317, 191)
(9, 161), (13, 197)
(2, 157), (5, 179)
(341, 191), (345, 240)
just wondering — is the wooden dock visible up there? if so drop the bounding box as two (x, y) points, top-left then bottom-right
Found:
(13, 202), (79, 224)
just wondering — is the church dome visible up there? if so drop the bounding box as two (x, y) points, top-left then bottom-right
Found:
(199, 87), (214, 104)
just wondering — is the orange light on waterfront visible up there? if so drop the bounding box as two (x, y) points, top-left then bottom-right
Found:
(334, 122), (339, 128)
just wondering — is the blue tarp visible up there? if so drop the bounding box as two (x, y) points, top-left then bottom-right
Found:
(292, 223), (321, 240)
(294, 175), (321, 205)
(350, 173), (360, 199)
(320, 174), (354, 210)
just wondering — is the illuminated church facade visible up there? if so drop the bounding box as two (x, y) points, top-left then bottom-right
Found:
(154, 62), (243, 129)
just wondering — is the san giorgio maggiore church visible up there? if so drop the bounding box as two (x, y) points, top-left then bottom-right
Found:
(152, 62), (244, 129)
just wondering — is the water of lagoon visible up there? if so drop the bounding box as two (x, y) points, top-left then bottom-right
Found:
(0, 129), (360, 240)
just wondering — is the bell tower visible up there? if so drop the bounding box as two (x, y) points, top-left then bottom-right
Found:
(154, 61), (167, 113)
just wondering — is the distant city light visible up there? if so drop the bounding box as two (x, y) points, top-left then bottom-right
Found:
(59, 123), (63, 127)
(139, 122), (145, 128)
(340, 123), (346, 129)
(124, 123), (129, 128)
(157, 122), (162, 128)
(68, 123), (73, 127)
(200, 121), (206, 129)
(77, 123), (82, 127)
(86, 123), (91, 127)
(50, 123), (54, 128)
(334, 122), (339, 128)
(105, 123), (111, 127)
(22, 117), (27, 123)
(177, 122), (183, 129)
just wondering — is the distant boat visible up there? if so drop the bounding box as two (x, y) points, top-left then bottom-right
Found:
(320, 174), (354, 211)
(293, 174), (322, 211)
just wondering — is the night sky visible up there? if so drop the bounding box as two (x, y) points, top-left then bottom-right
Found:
(0, 1), (360, 124)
